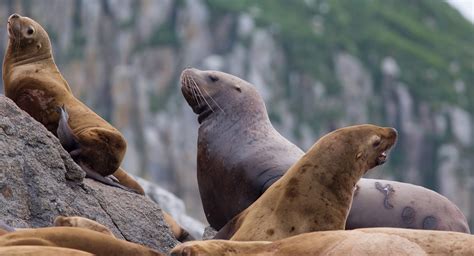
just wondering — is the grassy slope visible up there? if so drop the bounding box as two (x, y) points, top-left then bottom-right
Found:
(206, 0), (474, 112)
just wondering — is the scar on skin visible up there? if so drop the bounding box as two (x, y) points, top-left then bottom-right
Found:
(375, 182), (395, 209)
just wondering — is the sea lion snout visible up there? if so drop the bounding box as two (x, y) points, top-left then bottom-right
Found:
(8, 13), (20, 21)
(385, 127), (398, 141)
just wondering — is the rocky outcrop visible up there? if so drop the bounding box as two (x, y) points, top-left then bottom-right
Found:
(0, 96), (177, 254)
(136, 176), (206, 239)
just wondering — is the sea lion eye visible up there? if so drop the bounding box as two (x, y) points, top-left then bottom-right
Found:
(27, 27), (34, 35)
(209, 75), (219, 82)
(372, 139), (381, 148)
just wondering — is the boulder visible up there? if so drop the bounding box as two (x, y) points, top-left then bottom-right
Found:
(0, 96), (178, 254)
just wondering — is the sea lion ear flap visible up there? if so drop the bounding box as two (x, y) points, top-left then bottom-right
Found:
(356, 152), (362, 160)
(234, 84), (242, 92)
(36, 43), (42, 50)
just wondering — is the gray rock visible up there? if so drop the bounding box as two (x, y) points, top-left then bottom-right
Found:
(448, 106), (472, 146)
(0, 96), (177, 254)
(135, 176), (206, 239)
(202, 226), (218, 240)
(335, 52), (372, 124)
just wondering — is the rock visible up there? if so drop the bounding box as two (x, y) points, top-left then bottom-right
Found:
(135, 176), (206, 239)
(202, 226), (218, 240)
(335, 52), (372, 124)
(448, 106), (472, 147)
(0, 96), (177, 254)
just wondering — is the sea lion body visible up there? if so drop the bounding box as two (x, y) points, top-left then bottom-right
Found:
(171, 228), (474, 256)
(348, 178), (469, 232)
(180, 68), (470, 234)
(218, 124), (398, 241)
(0, 246), (93, 256)
(3, 14), (143, 194)
(181, 68), (303, 229)
(53, 216), (115, 237)
(0, 227), (163, 256)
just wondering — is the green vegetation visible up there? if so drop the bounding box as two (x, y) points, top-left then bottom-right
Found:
(206, 0), (474, 112)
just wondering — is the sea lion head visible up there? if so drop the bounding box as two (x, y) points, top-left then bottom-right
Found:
(321, 124), (398, 174)
(343, 124), (397, 171)
(180, 68), (264, 124)
(6, 13), (52, 61)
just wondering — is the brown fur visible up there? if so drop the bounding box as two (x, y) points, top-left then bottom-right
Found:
(2, 14), (143, 194)
(171, 228), (474, 256)
(163, 212), (195, 242)
(53, 216), (115, 237)
(216, 125), (398, 241)
(0, 227), (163, 256)
(0, 246), (93, 256)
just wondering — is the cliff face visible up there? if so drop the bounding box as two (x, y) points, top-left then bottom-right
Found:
(0, 0), (472, 229)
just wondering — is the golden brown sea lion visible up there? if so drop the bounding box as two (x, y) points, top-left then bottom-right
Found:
(0, 227), (164, 256)
(180, 67), (470, 234)
(215, 124), (398, 241)
(0, 246), (93, 256)
(163, 212), (195, 242)
(171, 228), (474, 256)
(2, 13), (143, 194)
(53, 216), (115, 237)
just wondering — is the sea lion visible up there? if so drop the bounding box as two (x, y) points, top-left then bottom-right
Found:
(171, 228), (474, 256)
(2, 13), (143, 194)
(53, 216), (115, 237)
(180, 68), (470, 234)
(163, 212), (195, 242)
(0, 227), (164, 256)
(216, 124), (398, 241)
(0, 246), (93, 256)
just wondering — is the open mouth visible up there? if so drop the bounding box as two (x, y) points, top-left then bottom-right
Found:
(376, 151), (388, 165)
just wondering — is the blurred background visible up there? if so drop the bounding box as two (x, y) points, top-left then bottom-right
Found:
(0, 0), (472, 231)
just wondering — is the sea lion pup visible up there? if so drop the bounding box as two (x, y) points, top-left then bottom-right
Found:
(0, 227), (164, 256)
(171, 228), (474, 256)
(53, 216), (115, 237)
(217, 124), (398, 241)
(2, 13), (144, 194)
(180, 68), (470, 233)
(0, 246), (93, 256)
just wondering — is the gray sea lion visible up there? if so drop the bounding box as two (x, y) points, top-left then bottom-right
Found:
(180, 68), (470, 233)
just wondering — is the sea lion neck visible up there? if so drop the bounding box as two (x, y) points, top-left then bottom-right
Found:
(4, 47), (53, 67)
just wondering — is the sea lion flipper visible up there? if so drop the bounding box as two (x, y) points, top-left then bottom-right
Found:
(57, 105), (80, 152)
(79, 164), (138, 194)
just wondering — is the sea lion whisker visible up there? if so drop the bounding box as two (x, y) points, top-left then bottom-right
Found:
(190, 76), (215, 113)
(187, 76), (202, 106)
(200, 86), (225, 113)
(183, 75), (198, 104)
